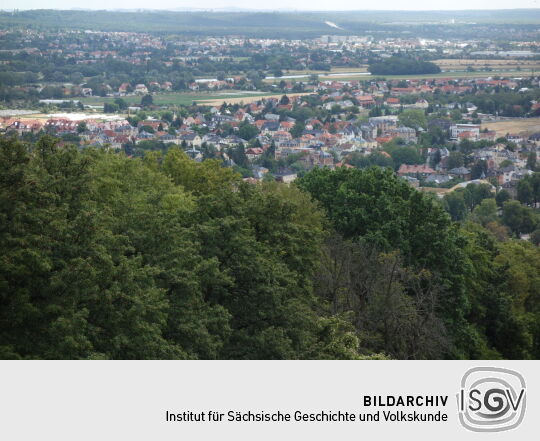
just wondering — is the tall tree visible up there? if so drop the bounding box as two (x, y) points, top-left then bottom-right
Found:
(297, 167), (472, 358)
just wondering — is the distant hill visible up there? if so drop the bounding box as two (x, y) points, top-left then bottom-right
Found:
(0, 9), (539, 38)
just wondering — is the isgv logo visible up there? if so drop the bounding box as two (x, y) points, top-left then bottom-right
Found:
(457, 367), (526, 432)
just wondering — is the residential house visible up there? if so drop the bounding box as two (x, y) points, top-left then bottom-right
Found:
(134, 84), (149, 94)
(397, 164), (437, 178)
(448, 166), (471, 181)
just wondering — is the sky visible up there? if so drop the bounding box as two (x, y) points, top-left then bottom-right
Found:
(3, 1), (540, 11)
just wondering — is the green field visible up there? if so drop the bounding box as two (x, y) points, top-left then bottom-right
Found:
(77, 68), (537, 109)
(282, 67), (369, 76)
(264, 69), (537, 84)
(79, 91), (284, 107)
(351, 70), (537, 81)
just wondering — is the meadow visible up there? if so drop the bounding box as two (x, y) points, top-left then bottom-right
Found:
(78, 91), (289, 107)
(482, 117), (540, 136)
(434, 59), (540, 73)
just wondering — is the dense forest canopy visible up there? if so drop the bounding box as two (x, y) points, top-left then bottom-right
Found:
(0, 137), (358, 359)
(1, 137), (539, 360)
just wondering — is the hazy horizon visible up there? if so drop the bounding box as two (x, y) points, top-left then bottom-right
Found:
(3, 2), (539, 12)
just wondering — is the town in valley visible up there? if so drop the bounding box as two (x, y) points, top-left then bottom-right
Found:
(1, 8), (540, 361)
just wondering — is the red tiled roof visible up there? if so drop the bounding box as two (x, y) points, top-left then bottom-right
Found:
(397, 164), (436, 175)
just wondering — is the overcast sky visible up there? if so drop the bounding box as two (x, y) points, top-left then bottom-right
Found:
(4, 1), (540, 11)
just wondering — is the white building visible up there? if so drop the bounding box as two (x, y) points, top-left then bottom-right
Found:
(450, 124), (480, 140)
